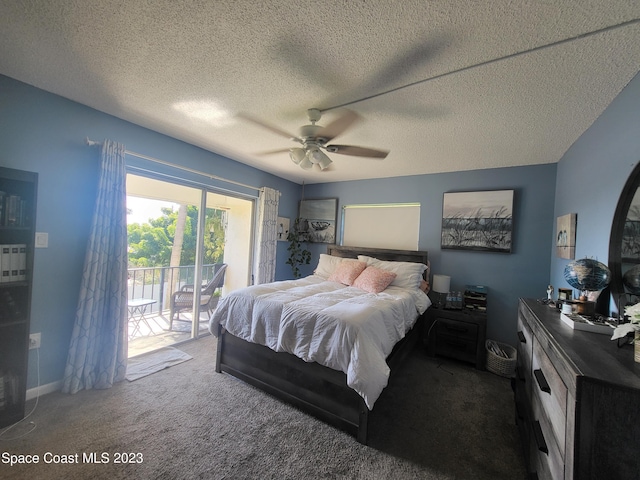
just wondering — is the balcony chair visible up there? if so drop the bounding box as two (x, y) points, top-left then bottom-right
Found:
(169, 263), (227, 331)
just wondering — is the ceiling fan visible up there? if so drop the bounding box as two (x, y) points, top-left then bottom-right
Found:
(239, 109), (389, 171)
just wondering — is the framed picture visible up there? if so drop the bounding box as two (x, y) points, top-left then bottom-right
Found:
(556, 213), (577, 259)
(276, 217), (290, 242)
(299, 198), (338, 243)
(441, 190), (514, 253)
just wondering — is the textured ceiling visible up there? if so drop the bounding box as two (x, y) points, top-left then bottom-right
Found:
(1, 1), (639, 184)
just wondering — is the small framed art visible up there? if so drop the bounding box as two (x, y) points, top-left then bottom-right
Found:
(556, 213), (576, 259)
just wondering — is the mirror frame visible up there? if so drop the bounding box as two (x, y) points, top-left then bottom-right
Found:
(608, 160), (640, 307)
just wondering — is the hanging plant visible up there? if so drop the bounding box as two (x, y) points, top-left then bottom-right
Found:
(286, 217), (311, 278)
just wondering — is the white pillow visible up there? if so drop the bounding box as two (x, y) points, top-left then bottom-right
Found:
(313, 254), (345, 279)
(357, 255), (427, 290)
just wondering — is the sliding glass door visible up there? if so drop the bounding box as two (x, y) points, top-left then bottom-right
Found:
(125, 173), (253, 356)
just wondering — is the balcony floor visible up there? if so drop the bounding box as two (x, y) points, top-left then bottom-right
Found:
(127, 309), (211, 358)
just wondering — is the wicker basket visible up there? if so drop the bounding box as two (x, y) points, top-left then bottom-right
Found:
(485, 340), (517, 377)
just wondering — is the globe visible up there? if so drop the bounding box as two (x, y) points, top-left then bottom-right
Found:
(564, 259), (611, 292)
(623, 265), (640, 294)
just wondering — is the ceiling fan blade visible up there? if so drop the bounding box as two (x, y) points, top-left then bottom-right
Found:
(237, 112), (299, 141)
(325, 145), (389, 159)
(255, 148), (292, 156)
(315, 110), (360, 141)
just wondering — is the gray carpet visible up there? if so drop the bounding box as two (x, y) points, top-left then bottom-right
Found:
(0, 335), (526, 479)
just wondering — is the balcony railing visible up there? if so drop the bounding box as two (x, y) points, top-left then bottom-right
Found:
(127, 263), (220, 315)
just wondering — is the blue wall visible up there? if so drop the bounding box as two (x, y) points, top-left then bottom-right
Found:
(2, 68), (639, 391)
(304, 165), (557, 344)
(551, 71), (640, 311)
(0, 75), (301, 389)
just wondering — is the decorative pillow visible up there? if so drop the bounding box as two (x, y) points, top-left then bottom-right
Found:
(353, 266), (397, 294)
(357, 255), (427, 290)
(314, 254), (344, 279)
(328, 260), (367, 286)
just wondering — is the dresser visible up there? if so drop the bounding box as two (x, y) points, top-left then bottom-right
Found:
(515, 298), (640, 479)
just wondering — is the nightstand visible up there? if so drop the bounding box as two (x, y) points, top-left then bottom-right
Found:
(424, 307), (487, 369)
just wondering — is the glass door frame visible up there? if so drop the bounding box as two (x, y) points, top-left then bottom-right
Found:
(126, 167), (257, 341)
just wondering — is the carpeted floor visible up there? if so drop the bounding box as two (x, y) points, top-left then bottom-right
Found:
(0, 335), (527, 479)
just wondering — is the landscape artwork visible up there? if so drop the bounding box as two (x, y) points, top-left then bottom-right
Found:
(623, 188), (640, 263)
(556, 213), (577, 259)
(441, 190), (514, 253)
(299, 198), (337, 243)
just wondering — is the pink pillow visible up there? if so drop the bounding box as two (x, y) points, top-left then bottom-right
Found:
(328, 260), (367, 286)
(353, 266), (397, 294)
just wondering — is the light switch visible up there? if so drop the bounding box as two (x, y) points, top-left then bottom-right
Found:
(35, 232), (48, 248)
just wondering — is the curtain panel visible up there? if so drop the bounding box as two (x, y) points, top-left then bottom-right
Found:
(62, 140), (128, 394)
(254, 187), (280, 284)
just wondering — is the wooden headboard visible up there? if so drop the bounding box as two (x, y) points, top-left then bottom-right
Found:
(327, 245), (428, 267)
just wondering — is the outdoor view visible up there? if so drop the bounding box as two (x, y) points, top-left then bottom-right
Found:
(125, 174), (253, 357)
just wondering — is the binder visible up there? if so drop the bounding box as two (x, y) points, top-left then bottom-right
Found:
(18, 244), (27, 281)
(0, 245), (10, 283)
(9, 244), (20, 282)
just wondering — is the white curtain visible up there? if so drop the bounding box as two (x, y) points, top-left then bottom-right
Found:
(62, 140), (128, 394)
(254, 187), (280, 284)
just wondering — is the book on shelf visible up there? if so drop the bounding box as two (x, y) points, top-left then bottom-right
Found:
(0, 245), (9, 283)
(559, 312), (616, 335)
(0, 193), (28, 227)
(0, 244), (26, 283)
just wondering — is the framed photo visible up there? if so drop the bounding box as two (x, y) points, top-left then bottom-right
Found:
(276, 217), (290, 242)
(441, 190), (514, 253)
(556, 213), (576, 259)
(299, 198), (337, 243)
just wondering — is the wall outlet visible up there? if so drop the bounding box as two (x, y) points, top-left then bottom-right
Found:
(29, 332), (41, 349)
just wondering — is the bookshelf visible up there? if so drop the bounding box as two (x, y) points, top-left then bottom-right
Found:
(0, 166), (37, 428)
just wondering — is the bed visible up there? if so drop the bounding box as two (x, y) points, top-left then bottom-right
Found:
(210, 245), (430, 444)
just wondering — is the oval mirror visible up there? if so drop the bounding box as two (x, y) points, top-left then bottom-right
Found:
(609, 161), (640, 312)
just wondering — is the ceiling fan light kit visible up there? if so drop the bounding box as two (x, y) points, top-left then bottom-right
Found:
(245, 107), (388, 171)
(289, 146), (333, 170)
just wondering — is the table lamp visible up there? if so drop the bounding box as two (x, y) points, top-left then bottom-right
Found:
(432, 274), (451, 309)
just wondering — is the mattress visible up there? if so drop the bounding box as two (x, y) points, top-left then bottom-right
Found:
(209, 275), (430, 409)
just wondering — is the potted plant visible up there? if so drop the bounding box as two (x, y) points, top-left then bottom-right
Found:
(286, 218), (311, 278)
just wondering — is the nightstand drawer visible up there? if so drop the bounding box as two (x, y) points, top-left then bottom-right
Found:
(434, 333), (477, 363)
(433, 317), (478, 342)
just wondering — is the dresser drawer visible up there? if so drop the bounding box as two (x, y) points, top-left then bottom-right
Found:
(532, 340), (567, 457)
(516, 316), (533, 396)
(528, 414), (565, 480)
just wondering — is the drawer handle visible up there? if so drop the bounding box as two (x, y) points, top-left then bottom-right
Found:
(534, 369), (551, 394)
(533, 420), (548, 455)
(517, 330), (526, 343)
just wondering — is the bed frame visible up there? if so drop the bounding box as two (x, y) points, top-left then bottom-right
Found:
(214, 245), (429, 444)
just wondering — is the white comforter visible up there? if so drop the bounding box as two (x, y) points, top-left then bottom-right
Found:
(209, 275), (431, 409)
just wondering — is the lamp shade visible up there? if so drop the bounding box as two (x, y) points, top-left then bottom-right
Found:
(290, 148), (306, 165)
(299, 154), (313, 170)
(432, 274), (451, 294)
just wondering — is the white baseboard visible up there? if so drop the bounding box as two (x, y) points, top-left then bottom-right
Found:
(26, 380), (62, 401)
